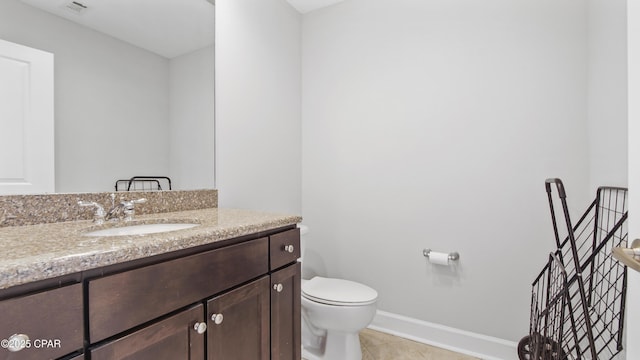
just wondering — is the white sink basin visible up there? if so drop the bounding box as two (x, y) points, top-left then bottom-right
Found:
(84, 223), (199, 237)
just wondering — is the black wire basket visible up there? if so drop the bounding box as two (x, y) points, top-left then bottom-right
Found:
(115, 176), (172, 191)
(518, 179), (628, 360)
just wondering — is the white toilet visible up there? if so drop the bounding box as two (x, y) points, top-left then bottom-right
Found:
(298, 225), (378, 360)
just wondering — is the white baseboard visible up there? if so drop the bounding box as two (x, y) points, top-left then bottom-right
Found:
(368, 310), (518, 360)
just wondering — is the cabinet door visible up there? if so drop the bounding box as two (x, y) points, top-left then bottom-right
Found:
(271, 262), (301, 360)
(90, 304), (205, 360)
(206, 276), (270, 360)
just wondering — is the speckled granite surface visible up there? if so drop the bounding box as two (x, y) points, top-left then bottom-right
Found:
(0, 189), (218, 227)
(0, 208), (302, 290)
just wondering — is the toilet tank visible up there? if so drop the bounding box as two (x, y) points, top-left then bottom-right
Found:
(297, 224), (309, 263)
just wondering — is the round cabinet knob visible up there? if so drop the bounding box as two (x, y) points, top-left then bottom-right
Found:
(273, 283), (284, 292)
(7, 334), (30, 352)
(194, 322), (207, 334)
(283, 245), (295, 253)
(211, 313), (224, 325)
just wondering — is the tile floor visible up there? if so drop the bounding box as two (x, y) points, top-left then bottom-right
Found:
(304, 328), (480, 360)
(359, 329), (480, 360)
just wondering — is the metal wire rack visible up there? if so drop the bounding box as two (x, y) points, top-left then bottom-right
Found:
(114, 176), (172, 191)
(518, 179), (628, 360)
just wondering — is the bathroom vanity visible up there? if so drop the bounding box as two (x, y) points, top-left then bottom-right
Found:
(0, 196), (302, 360)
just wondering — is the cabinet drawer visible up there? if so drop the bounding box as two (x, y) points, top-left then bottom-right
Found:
(0, 283), (83, 360)
(89, 237), (269, 342)
(270, 228), (300, 270)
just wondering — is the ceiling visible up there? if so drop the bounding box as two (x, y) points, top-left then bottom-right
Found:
(20, 0), (215, 59)
(286, 0), (345, 14)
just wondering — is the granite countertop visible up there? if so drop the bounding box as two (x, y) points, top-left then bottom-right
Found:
(0, 208), (302, 290)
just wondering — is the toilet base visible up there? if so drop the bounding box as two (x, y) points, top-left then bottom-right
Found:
(300, 276), (377, 360)
(302, 330), (363, 360)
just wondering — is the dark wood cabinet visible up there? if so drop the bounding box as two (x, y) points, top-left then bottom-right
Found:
(206, 276), (270, 360)
(91, 304), (205, 360)
(64, 354), (85, 360)
(0, 283), (83, 360)
(88, 237), (269, 343)
(270, 227), (301, 270)
(0, 226), (300, 360)
(271, 262), (302, 360)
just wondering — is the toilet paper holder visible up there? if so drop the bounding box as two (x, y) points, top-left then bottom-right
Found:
(422, 249), (460, 261)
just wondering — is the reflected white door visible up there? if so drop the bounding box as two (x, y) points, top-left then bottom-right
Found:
(0, 38), (54, 194)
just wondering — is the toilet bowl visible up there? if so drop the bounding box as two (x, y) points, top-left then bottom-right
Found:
(298, 224), (378, 360)
(301, 276), (378, 360)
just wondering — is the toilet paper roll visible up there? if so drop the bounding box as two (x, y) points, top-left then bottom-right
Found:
(429, 252), (450, 266)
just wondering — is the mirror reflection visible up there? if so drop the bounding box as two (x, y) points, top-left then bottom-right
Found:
(0, 0), (215, 193)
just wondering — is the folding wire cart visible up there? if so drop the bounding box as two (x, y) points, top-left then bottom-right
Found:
(517, 178), (628, 360)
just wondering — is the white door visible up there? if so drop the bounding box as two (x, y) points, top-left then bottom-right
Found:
(0, 38), (54, 194)
(627, 0), (639, 358)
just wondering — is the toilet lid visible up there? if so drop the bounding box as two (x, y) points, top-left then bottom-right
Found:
(302, 277), (378, 306)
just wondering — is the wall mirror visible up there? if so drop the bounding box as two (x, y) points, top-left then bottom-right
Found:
(0, 0), (215, 194)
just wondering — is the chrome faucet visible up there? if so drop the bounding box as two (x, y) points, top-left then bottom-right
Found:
(78, 201), (106, 225)
(105, 194), (147, 222)
(79, 194), (147, 223)
(0, 210), (18, 226)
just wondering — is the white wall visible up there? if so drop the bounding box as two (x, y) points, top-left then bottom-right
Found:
(625, 0), (640, 358)
(301, 0), (591, 342)
(0, 0), (171, 193)
(587, 1), (629, 358)
(169, 45), (216, 190)
(215, 0), (302, 214)
(587, 0), (628, 191)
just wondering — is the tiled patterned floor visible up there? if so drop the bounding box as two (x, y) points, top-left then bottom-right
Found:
(359, 329), (480, 360)
(304, 328), (480, 360)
